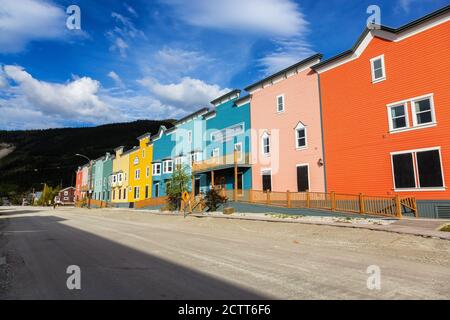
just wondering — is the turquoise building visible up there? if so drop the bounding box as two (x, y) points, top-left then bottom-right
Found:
(193, 90), (252, 195)
(92, 153), (114, 202)
(150, 126), (176, 197)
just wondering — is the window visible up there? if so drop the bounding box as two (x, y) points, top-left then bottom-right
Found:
(64, 197), (69, 201)
(113, 190), (115, 200)
(262, 170), (272, 191)
(134, 186), (140, 199)
(123, 188), (127, 200)
(212, 148), (219, 158)
(145, 185), (149, 199)
(154, 183), (160, 197)
(276, 95), (285, 112)
(234, 143), (242, 161)
(211, 123), (244, 143)
(370, 55), (386, 82)
(388, 103), (409, 131)
(191, 152), (201, 165)
(412, 96), (435, 126)
(262, 132), (270, 155)
(146, 166), (150, 177)
(187, 131), (192, 144)
(387, 95), (436, 133)
(391, 148), (444, 190)
(142, 149), (145, 158)
(175, 156), (184, 167)
(163, 160), (173, 174)
(64, 191), (68, 196)
(118, 189), (121, 200)
(295, 123), (307, 149)
(152, 163), (161, 175)
(135, 169), (140, 180)
(118, 173), (123, 182)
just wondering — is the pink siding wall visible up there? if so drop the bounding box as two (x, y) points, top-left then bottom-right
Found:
(250, 68), (325, 192)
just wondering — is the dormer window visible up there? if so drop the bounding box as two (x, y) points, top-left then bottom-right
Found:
(276, 95), (285, 112)
(370, 55), (386, 83)
(295, 122), (307, 149)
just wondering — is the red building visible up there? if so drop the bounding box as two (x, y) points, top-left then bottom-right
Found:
(74, 168), (83, 201)
(58, 187), (75, 205)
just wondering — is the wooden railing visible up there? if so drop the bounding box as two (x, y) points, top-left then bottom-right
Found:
(228, 189), (417, 218)
(135, 196), (168, 209)
(192, 153), (251, 172)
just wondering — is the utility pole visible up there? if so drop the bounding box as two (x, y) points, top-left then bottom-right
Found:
(75, 154), (92, 209)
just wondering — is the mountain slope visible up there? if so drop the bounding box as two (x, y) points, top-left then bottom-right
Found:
(0, 120), (174, 196)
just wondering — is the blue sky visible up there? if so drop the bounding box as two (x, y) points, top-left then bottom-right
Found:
(0, 0), (447, 129)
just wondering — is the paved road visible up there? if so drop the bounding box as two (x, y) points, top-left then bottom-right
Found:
(1, 206), (449, 299)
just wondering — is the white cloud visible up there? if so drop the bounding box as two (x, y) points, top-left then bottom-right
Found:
(0, 68), (8, 88)
(258, 38), (315, 75)
(163, 0), (307, 37)
(123, 3), (138, 17)
(106, 12), (145, 58)
(107, 71), (125, 88)
(138, 76), (229, 110)
(2, 65), (117, 123)
(0, 0), (67, 53)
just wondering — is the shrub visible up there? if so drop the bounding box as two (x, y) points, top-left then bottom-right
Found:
(204, 188), (228, 212)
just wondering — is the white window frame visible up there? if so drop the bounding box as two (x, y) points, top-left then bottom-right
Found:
(411, 94), (436, 128)
(135, 169), (140, 180)
(390, 146), (445, 192)
(261, 132), (270, 156)
(276, 94), (285, 113)
(387, 102), (410, 132)
(212, 148), (220, 158)
(187, 130), (192, 144)
(370, 54), (386, 83)
(175, 156), (184, 167)
(118, 173), (123, 182)
(134, 186), (140, 200)
(152, 163), (161, 176)
(234, 143), (243, 161)
(294, 123), (307, 150)
(163, 160), (173, 174)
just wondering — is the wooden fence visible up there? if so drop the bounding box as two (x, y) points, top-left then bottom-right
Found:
(222, 189), (417, 218)
(135, 196), (169, 209)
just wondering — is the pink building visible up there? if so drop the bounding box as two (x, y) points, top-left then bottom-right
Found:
(247, 54), (326, 192)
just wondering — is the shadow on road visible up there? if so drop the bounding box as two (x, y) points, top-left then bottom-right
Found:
(1, 213), (267, 300)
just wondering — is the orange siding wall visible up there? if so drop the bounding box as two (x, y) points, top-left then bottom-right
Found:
(320, 21), (450, 200)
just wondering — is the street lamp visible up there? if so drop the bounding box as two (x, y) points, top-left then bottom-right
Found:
(75, 153), (93, 209)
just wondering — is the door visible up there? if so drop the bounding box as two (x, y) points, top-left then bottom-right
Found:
(194, 177), (201, 195)
(237, 172), (243, 195)
(262, 171), (272, 191)
(297, 165), (309, 192)
(154, 183), (159, 197)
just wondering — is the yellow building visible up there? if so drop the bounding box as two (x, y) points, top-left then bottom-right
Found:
(128, 133), (153, 203)
(111, 146), (133, 207)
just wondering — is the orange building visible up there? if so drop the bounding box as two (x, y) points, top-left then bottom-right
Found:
(314, 6), (450, 218)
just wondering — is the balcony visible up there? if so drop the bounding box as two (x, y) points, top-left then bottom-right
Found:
(192, 152), (251, 173)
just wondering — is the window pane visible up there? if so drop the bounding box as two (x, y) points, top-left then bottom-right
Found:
(391, 105), (404, 117)
(393, 117), (406, 129)
(297, 137), (306, 147)
(416, 150), (443, 188)
(373, 59), (382, 70)
(416, 111), (432, 125)
(392, 153), (416, 188)
(374, 68), (384, 79)
(415, 99), (431, 112)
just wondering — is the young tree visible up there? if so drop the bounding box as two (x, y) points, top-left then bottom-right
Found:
(166, 165), (191, 211)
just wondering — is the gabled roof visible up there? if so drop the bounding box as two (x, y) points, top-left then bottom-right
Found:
(312, 5), (450, 72)
(60, 186), (75, 192)
(210, 89), (241, 106)
(245, 54), (323, 92)
(234, 94), (251, 106)
(173, 107), (209, 126)
(137, 132), (151, 141)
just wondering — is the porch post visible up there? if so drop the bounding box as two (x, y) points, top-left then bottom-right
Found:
(191, 174), (195, 199)
(211, 170), (215, 188)
(234, 150), (238, 201)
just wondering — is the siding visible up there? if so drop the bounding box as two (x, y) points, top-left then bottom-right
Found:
(320, 21), (450, 200)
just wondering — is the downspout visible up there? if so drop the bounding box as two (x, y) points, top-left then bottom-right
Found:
(317, 73), (328, 193)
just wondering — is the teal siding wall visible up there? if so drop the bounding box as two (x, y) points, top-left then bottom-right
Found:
(152, 129), (176, 197)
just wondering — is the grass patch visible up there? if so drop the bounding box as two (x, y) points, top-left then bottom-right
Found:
(265, 213), (304, 219)
(439, 224), (450, 232)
